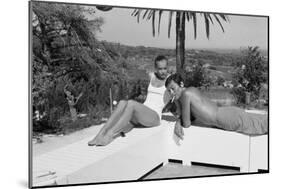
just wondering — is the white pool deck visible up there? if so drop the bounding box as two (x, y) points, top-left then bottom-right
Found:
(32, 110), (268, 187)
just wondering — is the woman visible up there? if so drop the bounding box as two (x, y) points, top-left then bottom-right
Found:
(164, 74), (268, 139)
(88, 55), (169, 146)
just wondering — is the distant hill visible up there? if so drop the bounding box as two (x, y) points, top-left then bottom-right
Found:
(100, 40), (268, 81)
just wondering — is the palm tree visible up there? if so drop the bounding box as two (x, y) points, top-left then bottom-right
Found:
(96, 6), (230, 76)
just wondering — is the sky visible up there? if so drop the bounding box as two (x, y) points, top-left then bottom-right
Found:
(88, 7), (268, 50)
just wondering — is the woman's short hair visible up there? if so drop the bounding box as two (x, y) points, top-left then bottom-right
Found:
(165, 73), (184, 87)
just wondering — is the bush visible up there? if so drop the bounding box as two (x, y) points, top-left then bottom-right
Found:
(231, 46), (267, 105)
(33, 107), (64, 134)
(129, 79), (149, 103)
(183, 61), (212, 89)
(231, 87), (246, 105)
(217, 76), (225, 86)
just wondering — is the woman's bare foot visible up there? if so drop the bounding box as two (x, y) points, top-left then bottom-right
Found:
(88, 132), (115, 146)
(88, 124), (133, 146)
(87, 135), (100, 146)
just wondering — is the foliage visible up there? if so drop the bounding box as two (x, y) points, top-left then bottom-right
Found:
(32, 2), (132, 134)
(130, 9), (229, 39)
(231, 46), (267, 104)
(129, 79), (149, 103)
(183, 61), (212, 89)
(216, 76), (225, 86)
(231, 87), (247, 105)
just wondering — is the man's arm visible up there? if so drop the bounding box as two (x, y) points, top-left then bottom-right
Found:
(179, 92), (191, 128)
(168, 99), (185, 140)
(174, 119), (184, 140)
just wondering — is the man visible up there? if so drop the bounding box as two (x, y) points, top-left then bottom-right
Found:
(164, 74), (268, 140)
(88, 55), (169, 146)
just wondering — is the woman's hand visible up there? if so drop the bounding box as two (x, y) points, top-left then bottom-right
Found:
(174, 120), (184, 140)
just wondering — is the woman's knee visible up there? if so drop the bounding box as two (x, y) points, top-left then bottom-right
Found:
(118, 100), (128, 106)
(127, 100), (137, 107)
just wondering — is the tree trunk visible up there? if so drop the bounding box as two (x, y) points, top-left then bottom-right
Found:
(69, 105), (78, 121)
(176, 11), (186, 78)
(109, 87), (113, 115)
(245, 92), (251, 105)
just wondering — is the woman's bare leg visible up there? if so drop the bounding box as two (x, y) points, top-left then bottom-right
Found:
(88, 100), (128, 146)
(99, 100), (128, 134)
(111, 100), (161, 134)
(92, 100), (161, 146)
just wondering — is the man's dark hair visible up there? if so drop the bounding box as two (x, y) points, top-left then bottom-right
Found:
(165, 73), (184, 87)
(154, 55), (167, 67)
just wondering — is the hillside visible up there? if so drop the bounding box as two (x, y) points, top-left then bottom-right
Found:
(101, 41), (268, 82)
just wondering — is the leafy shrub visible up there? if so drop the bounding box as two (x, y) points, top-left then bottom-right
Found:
(231, 87), (247, 105)
(31, 2), (134, 134)
(231, 46), (267, 105)
(129, 79), (149, 103)
(183, 61), (212, 89)
(216, 76), (225, 86)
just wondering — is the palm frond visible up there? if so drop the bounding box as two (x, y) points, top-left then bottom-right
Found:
(213, 14), (225, 32)
(131, 9), (138, 16)
(147, 9), (155, 20)
(218, 14), (230, 22)
(191, 12), (197, 39)
(207, 13), (214, 25)
(142, 9), (150, 19)
(131, 9), (229, 40)
(203, 14), (210, 39)
(152, 12), (156, 36)
(133, 9), (140, 17)
(158, 10), (163, 35)
(168, 11), (174, 38)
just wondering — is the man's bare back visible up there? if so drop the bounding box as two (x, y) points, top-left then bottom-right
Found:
(178, 87), (218, 127)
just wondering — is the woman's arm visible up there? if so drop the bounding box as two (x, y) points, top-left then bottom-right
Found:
(179, 92), (191, 128)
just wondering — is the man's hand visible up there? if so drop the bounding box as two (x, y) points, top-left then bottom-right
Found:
(174, 121), (184, 140)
